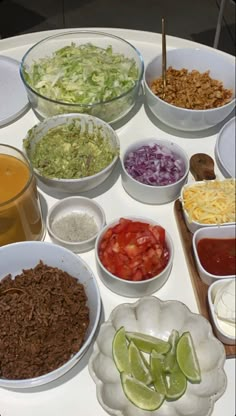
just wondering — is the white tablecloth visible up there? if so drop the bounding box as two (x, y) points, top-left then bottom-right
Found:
(0, 27), (235, 416)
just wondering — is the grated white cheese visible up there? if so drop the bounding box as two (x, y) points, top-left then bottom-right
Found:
(51, 212), (98, 242)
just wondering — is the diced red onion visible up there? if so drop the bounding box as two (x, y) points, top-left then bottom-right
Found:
(124, 143), (186, 186)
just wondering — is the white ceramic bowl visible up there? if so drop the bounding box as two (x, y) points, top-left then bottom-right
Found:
(121, 138), (189, 204)
(89, 296), (227, 416)
(20, 30), (144, 124)
(23, 113), (120, 193)
(208, 278), (235, 345)
(180, 178), (236, 233)
(0, 241), (101, 388)
(144, 47), (235, 131)
(192, 225), (236, 285)
(95, 217), (174, 297)
(47, 196), (106, 253)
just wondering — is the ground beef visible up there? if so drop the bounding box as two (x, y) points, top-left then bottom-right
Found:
(0, 261), (90, 380)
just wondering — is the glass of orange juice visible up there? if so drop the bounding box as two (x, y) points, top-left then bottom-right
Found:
(0, 144), (45, 246)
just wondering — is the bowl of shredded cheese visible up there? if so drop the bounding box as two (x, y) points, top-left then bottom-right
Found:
(180, 178), (236, 233)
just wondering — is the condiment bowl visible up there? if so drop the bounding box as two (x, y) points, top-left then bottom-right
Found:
(95, 216), (174, 297)
(180, 178), (236, 233)
(20, 30), (144, 124)
(192, 224), (236, 285)
(121, 138), (189, 204)
(144, 47), (235, 131)
(47, 196), (106, 253)
(23, 113), (120, 194)
(89, 296), (227, 416)
(208, 278), (235, 345)
(0, 241), (101, 388)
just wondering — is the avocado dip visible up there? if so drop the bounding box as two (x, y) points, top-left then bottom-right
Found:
(24, 120), (118, 179)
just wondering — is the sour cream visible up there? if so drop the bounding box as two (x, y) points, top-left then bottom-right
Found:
(214, 280), (235, 338)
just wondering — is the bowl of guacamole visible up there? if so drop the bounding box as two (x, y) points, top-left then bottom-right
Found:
(24, 113), (120, 193)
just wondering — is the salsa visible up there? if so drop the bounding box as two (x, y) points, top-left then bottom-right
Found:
(197, 238), (236, 276)
(98, 218), (169, 281)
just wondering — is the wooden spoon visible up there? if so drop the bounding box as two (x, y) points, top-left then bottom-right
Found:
(162, 17), (167, 99)
(190, 153), (216, 182)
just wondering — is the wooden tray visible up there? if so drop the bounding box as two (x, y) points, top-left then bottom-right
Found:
(174, 199), (235, 358)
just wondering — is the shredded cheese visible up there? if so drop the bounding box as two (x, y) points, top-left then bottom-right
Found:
(182, 179), (236, 224)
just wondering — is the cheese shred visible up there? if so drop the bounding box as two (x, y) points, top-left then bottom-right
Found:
(182, 179), (236, 224)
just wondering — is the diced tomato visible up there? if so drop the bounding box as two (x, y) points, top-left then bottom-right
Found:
(149, 225), (165, 245)
(99, 218), (169, 282)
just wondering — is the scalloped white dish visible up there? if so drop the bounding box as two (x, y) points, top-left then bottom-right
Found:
(89, 296), (227, 416)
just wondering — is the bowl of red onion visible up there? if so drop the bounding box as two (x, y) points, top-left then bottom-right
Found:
(120, 139), (189, 204)
(95, 216), (174, 297)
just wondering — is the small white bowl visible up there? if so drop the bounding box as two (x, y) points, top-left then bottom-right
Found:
(89, 296), (227, 416)
(95, 217), (174, 297)
(24, 113), (120, 193)
(180, 178), (236, 233)
(192, 225), (236, 285)
(208, 278), (235, 345)
(47, 196), (106, 253)
(121, 139), (189, 204)
(144, 48), (235, 131)
(0, 241), (101, 388)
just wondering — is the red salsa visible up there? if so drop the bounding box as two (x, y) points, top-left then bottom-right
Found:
(197, 238), (236, 276)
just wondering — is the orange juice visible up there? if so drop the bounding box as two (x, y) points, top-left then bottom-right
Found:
(0, 145), (44, 246)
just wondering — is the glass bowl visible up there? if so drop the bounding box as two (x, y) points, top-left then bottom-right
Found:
(20, 30), (144, 124)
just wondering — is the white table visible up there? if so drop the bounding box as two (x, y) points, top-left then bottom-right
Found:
(0, 28), (235, 416)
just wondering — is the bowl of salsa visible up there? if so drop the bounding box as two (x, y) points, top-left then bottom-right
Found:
(192, 224), (236, 285)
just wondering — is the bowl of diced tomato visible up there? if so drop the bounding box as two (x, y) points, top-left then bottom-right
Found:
(95, 217), (174, 297)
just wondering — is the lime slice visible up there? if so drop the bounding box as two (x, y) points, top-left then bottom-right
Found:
(129, 341), (152, 385)
(176, 331), (201, 383)
(150, 350), (166, 396)
(163, 329), (179, 373)
(112, 326), (130, 373)
(165, 370), (187, 400)
(126, 332), (170, 354)
(121, 372), (165, 411)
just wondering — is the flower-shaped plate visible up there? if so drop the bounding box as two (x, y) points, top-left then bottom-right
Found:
(89, 296), (227, 416)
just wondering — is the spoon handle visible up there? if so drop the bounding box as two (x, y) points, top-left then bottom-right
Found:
(162, 17), (167, 96)
(190, 153), (216, 181)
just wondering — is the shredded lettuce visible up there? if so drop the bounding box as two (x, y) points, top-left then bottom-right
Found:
(24, 43), (139, 105)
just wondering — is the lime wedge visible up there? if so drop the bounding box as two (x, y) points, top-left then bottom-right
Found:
(150, 350), (166, 396)
(126, 332), (170, 354)
(121, 372), (165, 411)
(112, 326), (130, 373)
(129, 341), (152, 385)
(165, 370), (187, 400)
(163, 329), (179, 373)
(176, 332), (201, 383)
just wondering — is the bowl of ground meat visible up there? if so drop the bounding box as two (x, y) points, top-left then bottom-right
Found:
(0, 241), (101, 388)
(144, 47), (235, 131)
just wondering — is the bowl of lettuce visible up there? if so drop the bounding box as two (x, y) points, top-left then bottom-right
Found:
(20, 30), (144, 124)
